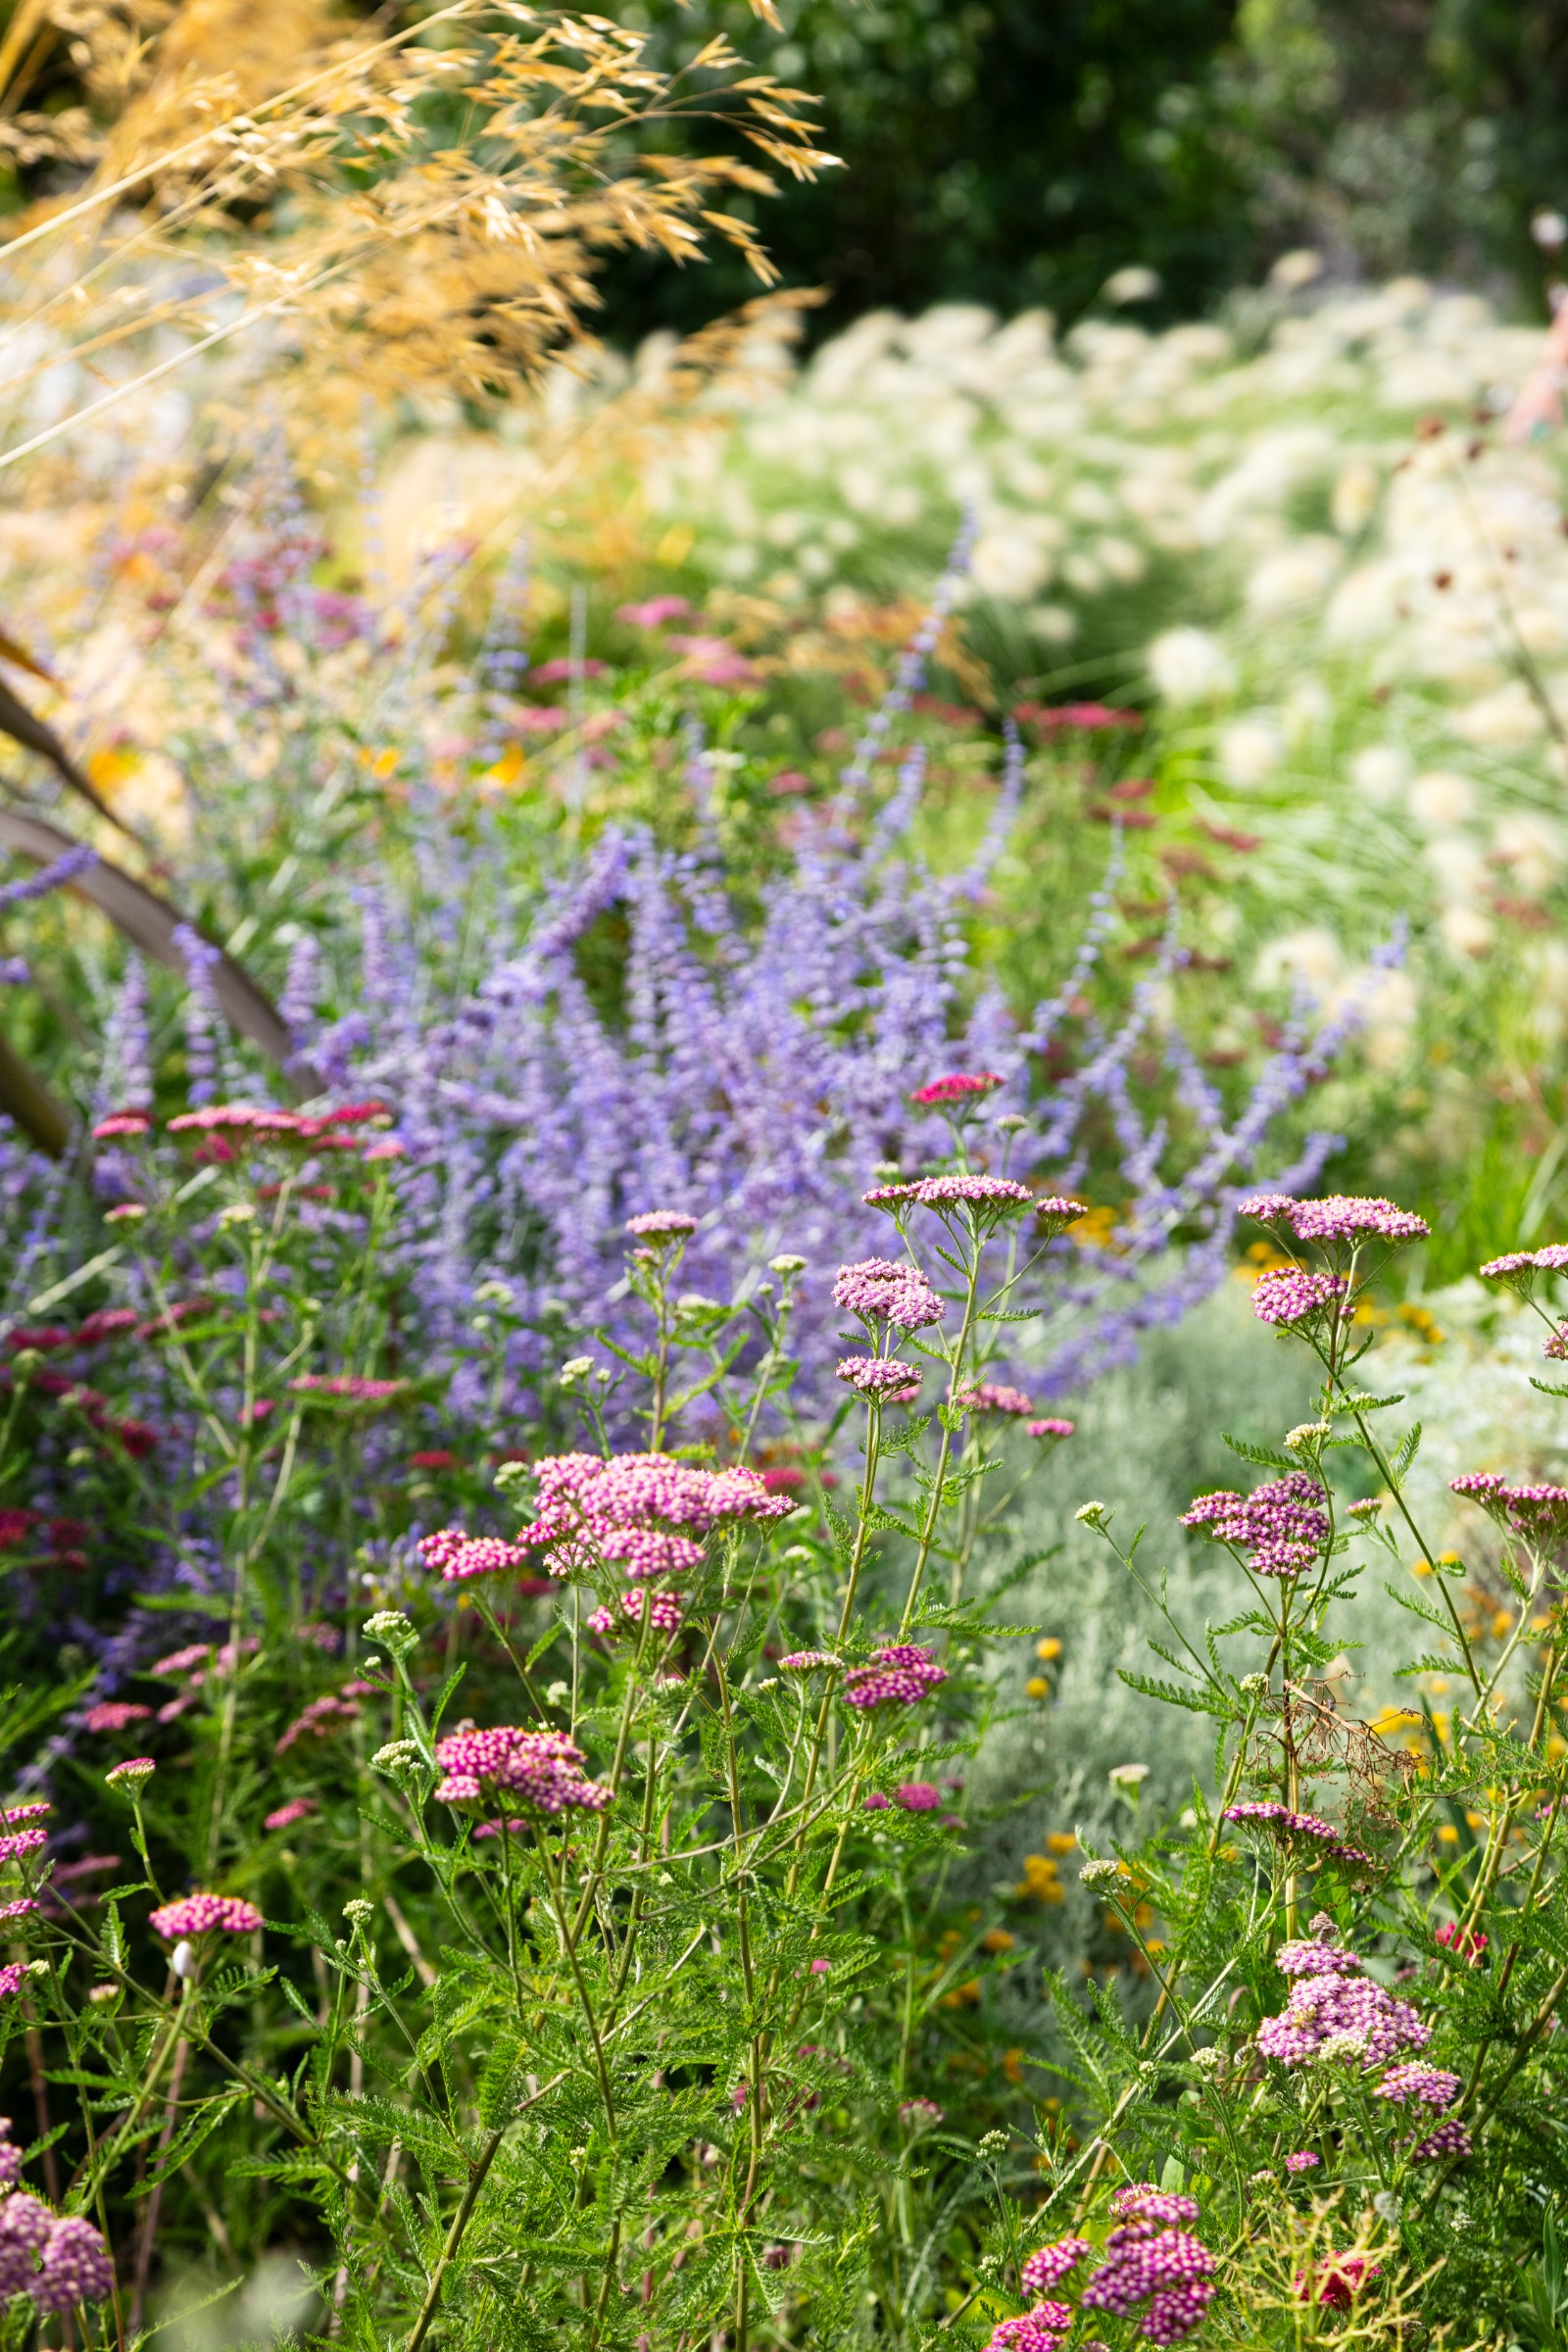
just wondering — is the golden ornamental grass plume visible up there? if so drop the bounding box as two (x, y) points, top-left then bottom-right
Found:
(0, 0), (833, 471)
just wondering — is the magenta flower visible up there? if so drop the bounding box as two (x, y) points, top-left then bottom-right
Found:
(909, 1071), (1003, 1104)
(862, 1791), (891, 1811)
(91, 1108), (151, 1139)
(0, 1830), (47, 1867)
(1181, 1472), (1328, 1578)
(288, 1374), (406, 1405)
(1376, 2062), (1460, 2108)
(418, 1528), (529, 1583)
(863, 1173), (1034, 1215)
(1409, 2117), (1472, 2161)
(1256, 1935), (1429, 2067)
(105, 1757), (156, 1790)
(985, 2309), (1072, 2352)
(432, 1725), (612, 1815)
(586, 1588), (683, 1637)
(1479, 1244), (1568, 1284)
(0, 1965), (25, 2001)
(1250, 1268), (1348, 1328)
(30, 2214), (115, 2311)
(893, 1782), (942, 1811)
(1027, 1418), (1074, 1440)
(1284, 2150), (1320, 2172)
(843, 1644), (947, 1709)
(264, 1798), (317, 1832)
(1020, 2240), (1091, 2295)
(149, 1893), (263, 1938)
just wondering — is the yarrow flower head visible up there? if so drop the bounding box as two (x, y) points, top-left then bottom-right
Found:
(1079, 2185), (1217, 2344)
(105, 1757), (155, 1790)
(148, 1893), (264, 1939)
(31, 2214), (116, 2311)
(1376, 2063), (1460, 2108)
(1257, 1935), (1429, 2068)
(957, 1384), (1035, 1417)
(898, 2096), (945, 2130)
(832, 1258), (946, 1330)
(1409, 2117), (1472, 2162)
(778, 1650), (839, 1673)
(1479, 1244), (1568, 1290)
(909, 1071), (1003, 1104)
(1028, 1418), (1074, 1440)
(1240, 1194), (1429, 1246)
(836, 1356), (922, 1405)
(1021, 2240), (1091, 2295)
(624, 1209), (697, 1243)
(1222, 1799), (1369, 1866)
(1251, 1268), (1348, 1328)
(507, 1450), (793, 1587)
(862, 1173), (1034, 1221)
(431, 1725), (612, 1815)
(1285, 2151), (1320, 2172)
(893, 1781), (943, 1811)
(1181, 1472), (1328, 1578)
(843, 1644), (947, 1709)
(1449, 1473), (1568, 1541)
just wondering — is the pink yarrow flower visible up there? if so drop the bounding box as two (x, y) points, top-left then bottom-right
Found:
(1284, 2150), (1320, 2172)
(909, 1071), (1003, 1104)
(264, 1798), (317, 1832)
(624, 1209), (697, 1242)
(836, 1356), (922, 1404)
(1182, 1472), (1328, 1578)
(863, 1173), (1033, 1216)
(843, 1644), (946, 1709)
(1250, 1268), (1348, 1328)
(432, 1725), (612, 1814)
(149, 1892), (263, 1938)
(894, 1781), (942, 1811)
(958, 1383), (1035, 1416)
(1028, 1417), (1074, 1440)
(832, 1258), (946, 1330)
(1238, 1193), (1429, 1245)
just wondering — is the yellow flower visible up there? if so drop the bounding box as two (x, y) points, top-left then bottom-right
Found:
(1025, 1677), (1052, 1700)
(1046, 1831), (1078, 1855)
(1464, 1809), (1485, 1831)
(1438, 1550), (1460, 1567)
(1145, 1939), (1166, 1957)
(1492, 1609), (1514, 1641)
(1436, 1824), (1459, 1845)
(1036, 1638), (1063, 1662)
(1016, 1854), (1062, 1900)
(1411, 1558), (1433, 1578)
(1002, 2047), (1026, 2082)
(982, 1929), (1016, 1954)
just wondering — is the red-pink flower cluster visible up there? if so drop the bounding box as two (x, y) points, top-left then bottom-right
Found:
(1449, 1473), (1568, 1541)
(587, 1589), (683, 1637)
(431, 1725), (612, 1815)
(264, 1799), (317, 1832)
(909, 1072), (1003, 1104)
(863, 1173), (1033, 1215)
(1479, 1245), (1568, 1282)
(1257, 1931), (1429, 2067)
(1222, 1799), (1369, 1866)
(149, 1892), (263, 1938)
(419, 1530), (529, 1583)
(624, 1209), (697, 1242)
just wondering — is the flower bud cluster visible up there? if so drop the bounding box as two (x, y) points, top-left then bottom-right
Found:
(148, 1892), (263, 1939)
(835, 1356), (922, 1403)
(1251, 1268), (1348, 1329)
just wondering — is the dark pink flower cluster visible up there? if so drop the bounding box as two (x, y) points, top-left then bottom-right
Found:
(832, 1258), (946, 1329)
(1544, 1326), (1568, 1360)
(1180, 1472), (1328, 1577)
(986, 2308), (1073, 2352)
(276, 1685), (373, 1755)
(1239, 1194), (1429, 1245)
(0, 1830), (45, 1867)
(1285, 2150), (1320, 2172)
(957, 1384), (1035, 1416)
(431, 1725), (612, 1815)
(1028, 1418), (1074, 1440)
(1276, 1934), (1364, 1976)
(0, 2139), (114, 2310)
(27, 2212), (116, 2312)
(863, 1173), (1034, 1215)
(0, 1967), (25, 2002)
(84, 1701), (151, 1733)
(1020, 2240), (1091, 2296)
(1410, 2116), (1472, 2161)
(1078, 2187), (1217, 2345)
(1376, 2063), (1460, 2108)
(1256, 1936), (1429, 2067)
(894, 1782), (942, 1811)
(1222, 1800), (1369, 1867)
(1251, 1268), (1348, 1328)
(836, 1356), (922, 1404)
(843, 1644), (947, 1710)
(419, 1529), (529, 1583)
(518, 1450), (792, 1561)
(909, 1072), (1003, 1104)
(586, 1589), (683, 1637)
(149, 1893), (263, 1938)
